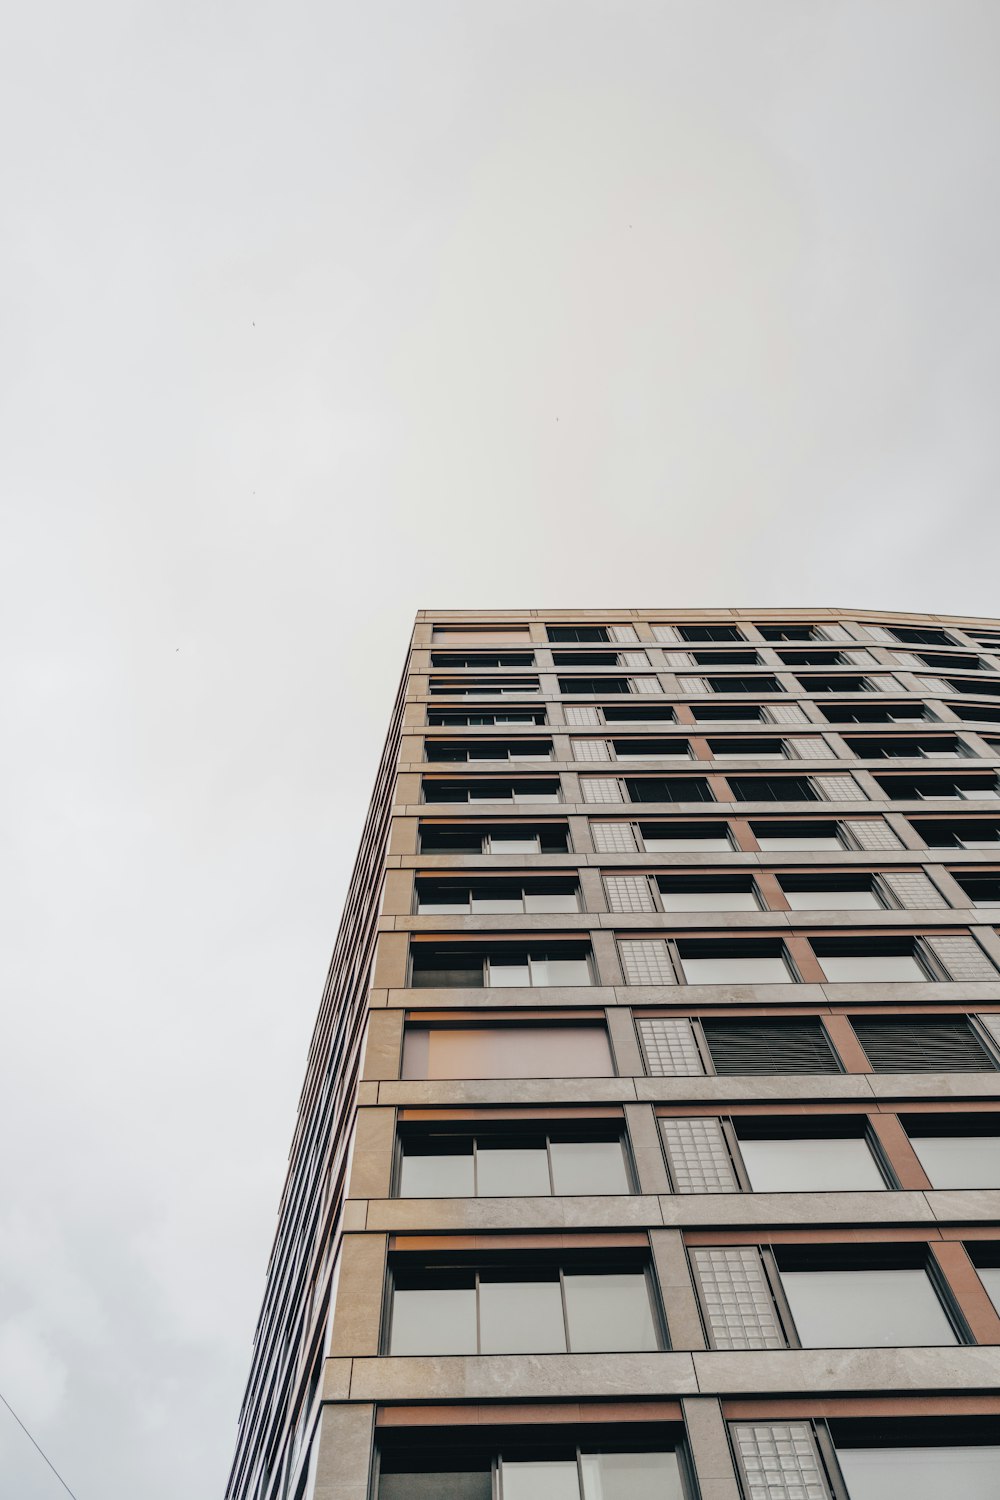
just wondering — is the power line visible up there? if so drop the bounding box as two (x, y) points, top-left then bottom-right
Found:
(0, 1387), (80, 1500)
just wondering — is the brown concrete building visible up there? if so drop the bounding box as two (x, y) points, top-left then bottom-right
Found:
(227, 608), (1000, 1500)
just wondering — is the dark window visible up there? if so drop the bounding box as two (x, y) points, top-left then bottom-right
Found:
(797, 675), (872, 693)
(890, 626), (957, 647)
(917, 652), (983, 671)
(427, 709), (547, 726)
(558, 677), (631, 694)
(845, 736), (963, 759)
(547, 626), (610, 642)
(811, 936), (934, 983)
(601, 703), (676, 724)
(755, 624), (822, 641)
(911, 818), (1000, 849)
(657, 875), (760, 911)
(431, 652), (535, 668)
(752, 820), (844, 850)
(691, 703), (767, 721)
(678, 624), (744, 641)
(429, 677), (540, 696)
(677, 939), (795, 984)
(852, 1018), (1000, 1073)
(946, 676), (1000, 698)
(423, 779), (560, 804)
(415, 878), (580, 914)
(954, 703), (1000, 724)
(708, 738), (786, 758)
(726, 775), (816, 802)
(410, 944), (593, 989)
(779, 873), (885, 910)
(777, 649), (848, 666)
(623, 777), (714, 803)
(425, 740), (553, 763)
(874, 773), (999, 801)
(818, 702), (935, 724)
(952, 873), (1000, 906)
(611, 738), (690, 760)
(418, 823), (569, 854)
(691, 650), (760, 665)
(639, 821), (733, 851)
(702, 1020), (840, 1075)
(708, 676), (782, 693)
(553, 650), (630, 666)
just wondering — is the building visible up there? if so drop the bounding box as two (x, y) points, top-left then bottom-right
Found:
(227, 607), (1000, 1500)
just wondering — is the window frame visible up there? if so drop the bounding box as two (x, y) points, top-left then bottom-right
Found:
(393, 1120), (638, 1201)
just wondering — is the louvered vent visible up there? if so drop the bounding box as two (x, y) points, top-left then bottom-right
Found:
(852, 1018), (999, 1073)
(702, 1020), (840, 1075)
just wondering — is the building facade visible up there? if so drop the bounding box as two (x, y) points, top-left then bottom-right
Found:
(227, 608), (1000, 1500)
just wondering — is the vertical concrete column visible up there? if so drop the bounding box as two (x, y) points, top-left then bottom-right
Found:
(327, 1235), (388, 1356)
(348, 1107), (397, 1201)
(578, 867), (607, 913)
(624, 1103), (670, 1194)
(650, 1230), (706, 1351)
(681, 1397), (742, 1500)
(606, 1007), (643, 1076)
(312, 1403), (376, 1500)
(591, 930), (624, 987)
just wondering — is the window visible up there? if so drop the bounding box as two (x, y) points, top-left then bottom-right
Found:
(911, 818), (1000, 849)
(691, 650), (760, 666)
(970, 1249), (1000, 1316)
(727, 775), (816, 801)
(903, 1117), (1000, 1188)
(775, 1251), (959, 1348)
(951, 873), (1000, 905)
(777, 649), (848, 666)
(431, 652), (535, 668)
(779, 874), (885, 910)
(691, 703), (766, 721)
(735, 1123), (888, 1191)
(875, 773), (1000, 800)
(851, 1017), (1000, 1073)
(553, 651), (633, 666)
(676, 939), (795, 985)
(812, 937), (933, 983)
(430, 677), (540, 697)
(678, 624), (744, 641)
(376, 1433), (690, 1500)
(708, 738), (786, 759)
(415, 878), (580, 914)
(432, 626), (531, 643)
(954, 703), (1000, 724)
(916, 652), (983, 671)
(424, 779), (560, 804)
(401, 1023), (614, 1079)
(702, 1019), (840, 1074)
(548, 626), (610, 642)
(890, 626), (958, 647)
(410, 944), (593, 988)
(948, 676), (1000, 697)
(657, 876), (760, 911)
(623, 777), (714, 803)
(611, 738), (690, 760)
(600, 704), (676, 724)
(396, 1126), (633, 1198)
(756, 624), (824, 641)
(832, 1429), (1000, 1500)
(387, 1257), (662, 1354)
(708, 676), (782, 693)
(428, 709), (548, 726)
(558, 677), (632, 695)
(419, 823), (569, 854)
(845, 736), (964, 759)
(639, 821), (733, 852)
(797, 675), (873, 693)
(752, 820), (845, 851)
(426, 741), (553, 763)
(820, 702), (935, 724)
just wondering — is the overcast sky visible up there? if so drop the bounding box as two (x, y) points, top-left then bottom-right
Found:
(2, 1), (1000, 1495)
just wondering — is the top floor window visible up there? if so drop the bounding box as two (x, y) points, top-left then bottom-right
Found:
(890, 625), (958, 647)
(691, 649), (760, 666)
(547, 625), (642, 642)
(426, 740), (553, 763)
(432, 626), (530, 643)
(756, 624), (825, 641)
(707, 675), (782, 694)
(678, 624), (744, 642)
(819, 702), (935, 724)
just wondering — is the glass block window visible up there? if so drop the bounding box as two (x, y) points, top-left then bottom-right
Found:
(891, 652), (926, 670)
(573, 739), (612, 761)
(581, 778), (623, 804)
(604, 876), (656, 914)
(661, 651), (694, 668)
(691, 1247), (784, 1349)
(565, 705), (601, 725)
(731, 1422), (830, 1500)
(857, 624), (896, 644)
(822, 623), (854, 642)
(881, 872), (947, 908)
(845, 818), (903, 850)
(622, 650), (651, 668)
(619, 940), (676, 986)
(816, 775), (867, 802)
(845, 648), (876, 665)
(917, 676), (954, 695)
(633, 677), (664, 695)
(981, 1014), (1000, 1050)
(652, 625), (680, 643)
(590, 821), (638, 853)
(676, 677), (709, 694)
(767, 703), (809, 724)
(636, 1018), (703, 1076)
(661, 1117), (739, 1193)
(609, 624), (639, 643)
(926, 935), (997, 980)
(791, 737), (830, 759)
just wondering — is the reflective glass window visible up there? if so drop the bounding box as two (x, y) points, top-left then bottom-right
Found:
(908, 1134), (1000, 1188)
(781, 1267), (956, 1347)
(478, 1275), (566, 1353)
(739, 1136), (886, 1192)
(549, 1139), (631, 1195)
(836, 1444), (1000, 1500)
(563, 1271), (659, 1352)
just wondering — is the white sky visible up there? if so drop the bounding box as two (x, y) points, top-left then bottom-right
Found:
(2, 1), (999, 1495)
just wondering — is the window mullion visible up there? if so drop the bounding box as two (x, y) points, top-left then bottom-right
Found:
(760, 1246), (797, 1349)
(720, 1119), (752, 1191)
(558, 1268), (572, 1352)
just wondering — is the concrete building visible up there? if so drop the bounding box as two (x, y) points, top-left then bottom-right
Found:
(227, 608), (1000, 1500)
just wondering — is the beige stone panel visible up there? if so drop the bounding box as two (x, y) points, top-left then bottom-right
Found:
(378, 1078), (639, 1106)
(348, 1109), (396, 1202)
(658, 1190), (934, 1226)
(347, 1351), (699, 1402)
(682, 1398), (741, 1500)
(692, 1344), (1000, 1393)
(634, 1075), (876, 1104)
(651, 1229), (706, 1351)
(364, 1194), (664, 1233)
(312, 1403), (375, 1500)
(362, 1012), (404, 1083)
(607, 1008), (644, 1077)
(387, 817), (418, 856)
(624, 1103), (672, 1195)
(372, 932), (408, 990)
(926, 1188), (1000, 1221)
(381, 870), (414, 918)
(328, 1235), (387, 1357)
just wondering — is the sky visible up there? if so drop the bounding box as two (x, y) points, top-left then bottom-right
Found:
(1, 1), (999, 1496)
